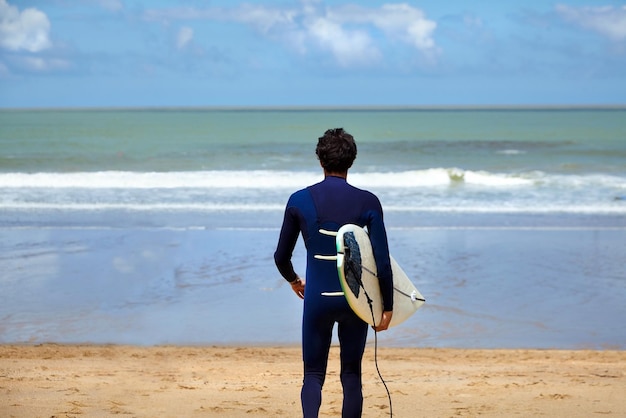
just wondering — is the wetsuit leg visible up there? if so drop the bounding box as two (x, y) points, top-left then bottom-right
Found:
(301, 302), (334, 417)
(337, 312), (368, 418)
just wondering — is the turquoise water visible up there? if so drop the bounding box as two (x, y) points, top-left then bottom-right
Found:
(1, 108), (625, 222)
(2, 108), (625, 173)
(0, 108), (625, 348)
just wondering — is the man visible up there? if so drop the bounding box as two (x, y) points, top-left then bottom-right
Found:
(274, 128), (393, 418)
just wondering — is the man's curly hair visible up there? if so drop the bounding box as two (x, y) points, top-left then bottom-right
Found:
(315, 128), (357, 173)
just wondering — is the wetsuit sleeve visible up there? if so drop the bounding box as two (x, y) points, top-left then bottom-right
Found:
(366, 205), (394, 312)
(274, 203), (301, 283)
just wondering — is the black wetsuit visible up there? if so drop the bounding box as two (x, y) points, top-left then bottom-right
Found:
(274, 175), (393, 417)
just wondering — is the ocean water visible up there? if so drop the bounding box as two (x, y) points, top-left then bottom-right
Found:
(1, 108), (625, 349)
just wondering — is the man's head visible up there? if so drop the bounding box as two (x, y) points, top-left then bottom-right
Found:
(316, 128), (357, 174)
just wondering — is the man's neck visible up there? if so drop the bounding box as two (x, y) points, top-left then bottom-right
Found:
(323, 170), (348, 179)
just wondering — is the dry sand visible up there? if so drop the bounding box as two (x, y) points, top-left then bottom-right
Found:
(1, 344), (624, 417)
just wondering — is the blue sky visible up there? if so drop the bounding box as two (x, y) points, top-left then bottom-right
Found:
(1, 0), (625, 107)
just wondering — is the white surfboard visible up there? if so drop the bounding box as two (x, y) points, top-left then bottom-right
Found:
(316, 224), (425, 328)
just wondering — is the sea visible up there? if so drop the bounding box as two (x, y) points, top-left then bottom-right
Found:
(1, 107), (625, 349)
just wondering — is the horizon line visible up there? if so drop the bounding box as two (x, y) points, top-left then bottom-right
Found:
(1, 104), (626, 111)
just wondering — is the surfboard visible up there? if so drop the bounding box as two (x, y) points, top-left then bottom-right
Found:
(316, 224), (425, 328)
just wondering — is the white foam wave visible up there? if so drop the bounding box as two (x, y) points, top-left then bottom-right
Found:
(544, 173), (626, 189)
(0, 171), (321, 189)
(1, 170), (624, 217)
(384, 205), (626, 214)
(1, 202), (624, 215)
(0, 202), (284, 212)
(350, 169), (452, 187)
(0, 169), (541, 189)
(462, 170), (532, 186)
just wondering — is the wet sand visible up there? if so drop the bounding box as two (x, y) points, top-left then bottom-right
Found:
(1, 344), (624, 417)
(3, 227), (625, 350)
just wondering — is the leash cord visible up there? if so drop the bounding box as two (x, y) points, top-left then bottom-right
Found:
(369, 301), (393, 418)
(347, 260), (393, 417)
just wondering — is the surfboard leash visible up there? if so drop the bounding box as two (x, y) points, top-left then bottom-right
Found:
(370, 309), (393, 418)
(346, 260), (393, 418)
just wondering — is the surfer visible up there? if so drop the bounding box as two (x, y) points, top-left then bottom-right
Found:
(274, 128), (394, 418)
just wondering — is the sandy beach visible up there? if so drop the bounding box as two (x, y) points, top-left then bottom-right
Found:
(1, 344), (624, 417)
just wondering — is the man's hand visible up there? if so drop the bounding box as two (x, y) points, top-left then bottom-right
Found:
(373, 311), (393, 332)
(290, 277), (305, 299)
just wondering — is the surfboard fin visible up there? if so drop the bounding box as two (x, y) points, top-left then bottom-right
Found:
(321, 291), (345, 297)
(314, 254), (338, 261)
(410, 290), (426, 303)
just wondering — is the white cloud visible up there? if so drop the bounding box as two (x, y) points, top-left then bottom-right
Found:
(0, 0), (52, 52)
(306, 17), (380, 67)
(142, 2), (438, 68)
(331, 3), (437, 51)
(177, 26), (194, 49)
(240, 2), (438, 67)
(556, 4), (626, 41)
(233, 3), (298, 34)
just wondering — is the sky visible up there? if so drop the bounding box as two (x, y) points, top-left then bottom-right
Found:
(1, 0), (625, 108)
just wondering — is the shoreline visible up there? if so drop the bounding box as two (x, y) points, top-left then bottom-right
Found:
(2, 344), (624, 417)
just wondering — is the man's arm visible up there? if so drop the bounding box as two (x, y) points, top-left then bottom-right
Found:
(367, 207), (394, 313)
(274, 205), (301, 283)
(275, 206), (306, 299)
